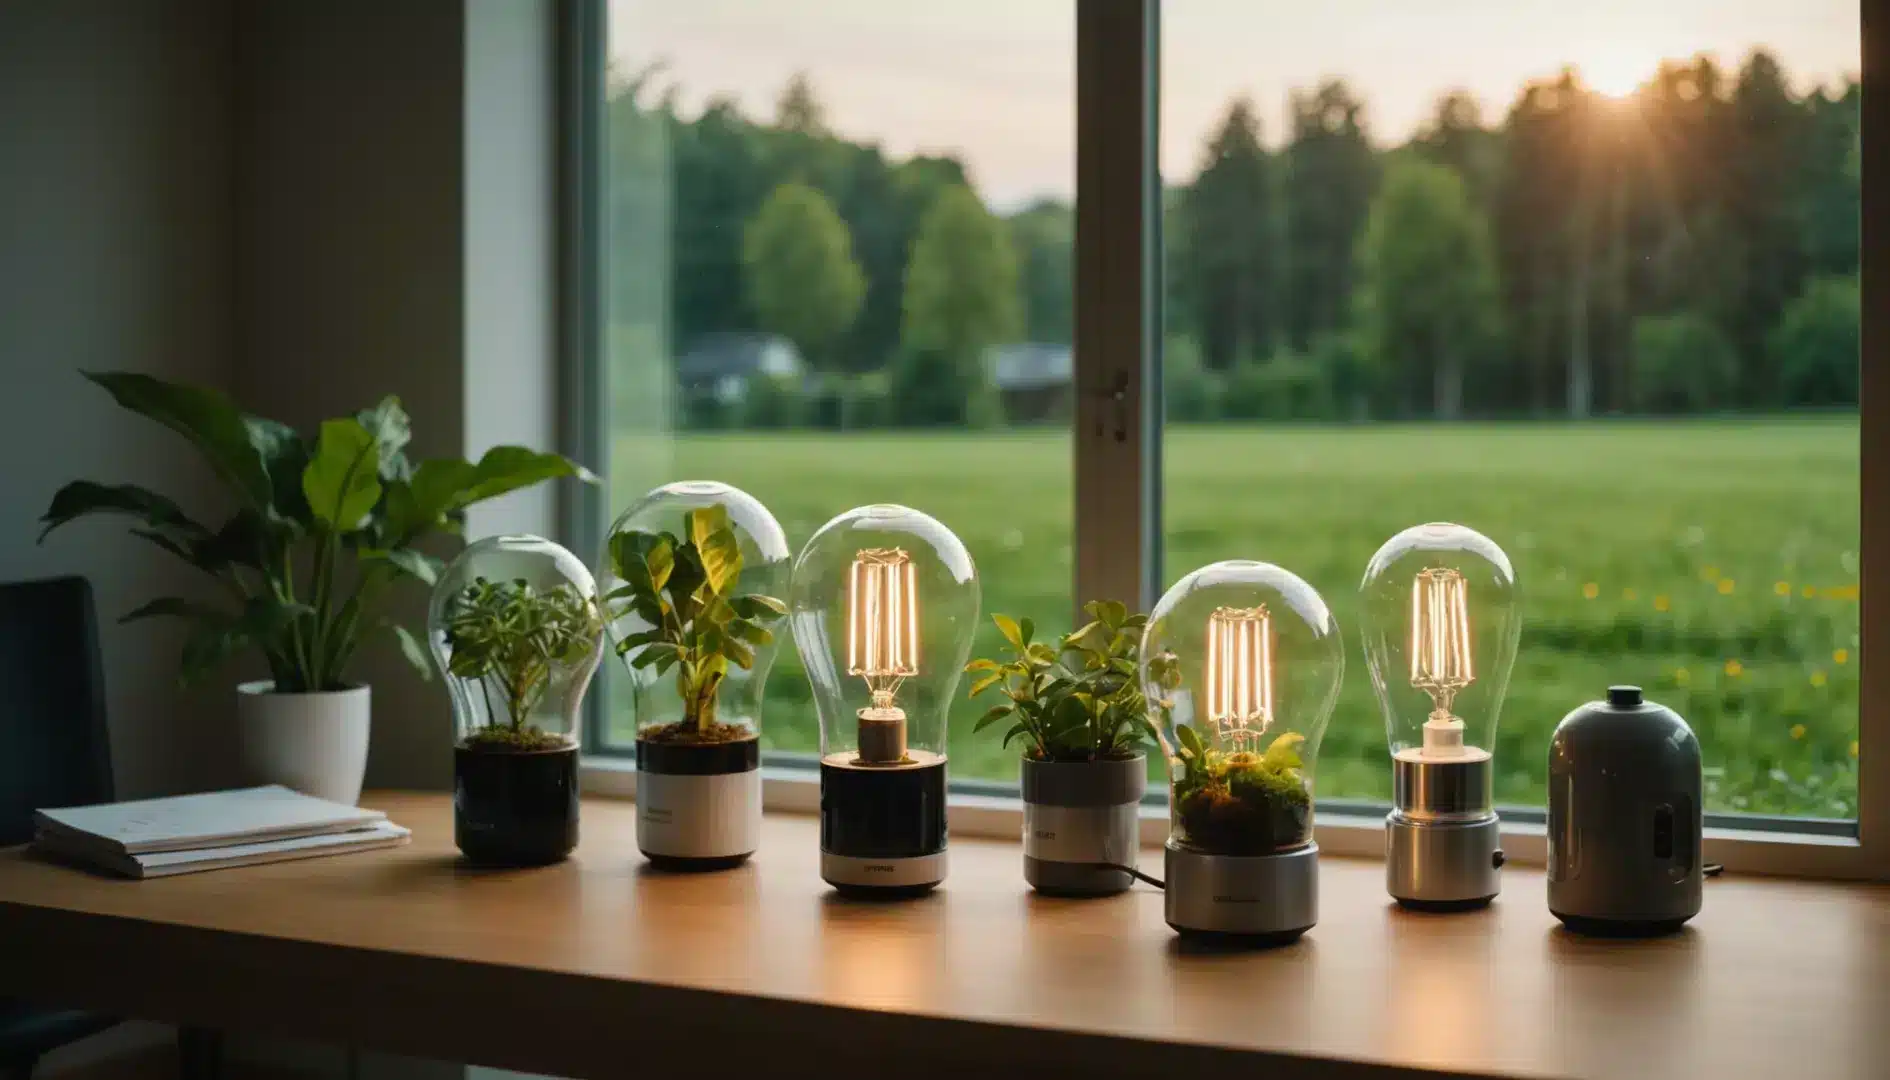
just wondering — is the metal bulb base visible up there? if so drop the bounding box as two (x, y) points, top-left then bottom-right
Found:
(1385, 811), (1502, 907)
(1163, 840), (1317, 943)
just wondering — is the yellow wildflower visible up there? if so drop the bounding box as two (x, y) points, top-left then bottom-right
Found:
(1702, 565), (1719, 581)
(1802, 585), (1817, 598)
(1654, 594), (1671, 612)
(1774, 581), (1791, 596)
(1790, 724), (1807, 740)
(1717, 578), (1735, 595)
(1810, 670), (1828, 688)
(1724, 659), (1744, 678)
(1834, 648), (1849, 666)
(1852, 741), (1861, 759)
(1673, 667), (1691, 685)
(1582, 582), (1599, 600)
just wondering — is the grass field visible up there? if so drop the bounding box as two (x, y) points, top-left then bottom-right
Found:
(609, 418), (1860, 819)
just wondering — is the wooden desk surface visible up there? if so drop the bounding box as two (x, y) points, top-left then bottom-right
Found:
(0, 792), (1885, 1080)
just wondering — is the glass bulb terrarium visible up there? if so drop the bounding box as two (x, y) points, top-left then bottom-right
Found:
(1359, 522), (1520, 909)
(1143, 560), (1343, 942)
(600, 481), (789, 869)
(430, 534), (605, 865)
(789, 504), (978, 896)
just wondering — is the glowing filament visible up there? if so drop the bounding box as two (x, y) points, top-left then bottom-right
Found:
(1410, 567), (1474, 719)
(847, 548), (918, 708)
(1205, 605), (1272, 752)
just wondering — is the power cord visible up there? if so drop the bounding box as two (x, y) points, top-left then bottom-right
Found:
(1096, 862), (1165, 889)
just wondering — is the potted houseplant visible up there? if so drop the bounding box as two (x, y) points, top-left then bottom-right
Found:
(604, 488), (789, 870)
(431, 536), (605, 865)
(38, 372), (593, 804)
(965, 599), (1172, 895)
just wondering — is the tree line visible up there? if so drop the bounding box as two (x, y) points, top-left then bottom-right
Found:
(607, 52), (1859, 429)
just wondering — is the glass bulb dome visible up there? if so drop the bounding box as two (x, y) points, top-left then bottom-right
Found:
(1142, 561), (1343, 856)
(598, 481), (791, 743)
(428, 534), (605, 751)
(788, 504), (979, 768)
(1359, 522), (1520, 764)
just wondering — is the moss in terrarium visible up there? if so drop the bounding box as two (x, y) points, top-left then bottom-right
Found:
(638, 719), (757, 745)
(1172, 729), (1312, 855)
(461, 724), (571, 753)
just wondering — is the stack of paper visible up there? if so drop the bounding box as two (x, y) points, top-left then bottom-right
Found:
(32, 785), (410, 878)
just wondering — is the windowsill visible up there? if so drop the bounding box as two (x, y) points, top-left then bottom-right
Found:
(581, 755), (1872, 879)
(7, 790), (1882, 1080)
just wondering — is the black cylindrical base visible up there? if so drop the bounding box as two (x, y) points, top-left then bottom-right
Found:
(819, 756), (947, 860)
(1397, 895), (1496, 913)
(1168, 926), (1309, 949)
(832, 882), (940, 900)
(1553, 911), (1693, 937)
(454, 744), (579, 866)
(645, 851), (753, 873)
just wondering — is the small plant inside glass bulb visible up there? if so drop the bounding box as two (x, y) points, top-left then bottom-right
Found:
(847, 547), (918, 763)
(1409, 567), (1475, 756)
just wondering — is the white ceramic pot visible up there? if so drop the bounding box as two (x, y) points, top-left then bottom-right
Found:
(236, 681), (371, 805)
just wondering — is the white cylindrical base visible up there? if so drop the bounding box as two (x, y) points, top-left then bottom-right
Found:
(1023, 802), (1139, 895)
(636, 770), (761, 861)
(236, 681), (371, 805)
(821, 849), (947, 892)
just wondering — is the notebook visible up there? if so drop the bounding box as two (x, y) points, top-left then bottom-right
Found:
(34, 821), (412, 879)
(33, 785), (388, 856)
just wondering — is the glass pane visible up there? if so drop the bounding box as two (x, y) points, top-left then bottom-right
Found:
(603, 1), (1075, 784)
(1161, 1), (1861, 817)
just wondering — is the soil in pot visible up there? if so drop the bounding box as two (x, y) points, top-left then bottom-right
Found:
(634, 721), (761, 871)
(455, 728), (580, 865)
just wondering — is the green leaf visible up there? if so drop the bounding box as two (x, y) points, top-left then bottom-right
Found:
(302, 418), (382, 531)
(1018, 616), (1035, 647)
(458, 446), (598, 506)
(627, 641), (680, 669)
(1001, 721), (1032, 748)
(83, 372), (276, 510)
(1177, 723), (1205, 758)
(39, 481), (208, 544)
(365, 547), (442, 587)
(730, 593), (788, 620)
(1263, 731), (1306, 771)
(963, 658), (1000, 673)
(121, 597), (226, 624)
(973, 704), (1013, 732)
(388, 623), (431, 679)
(690, 510), (743, 599)
(968, 672), (1004, 698)
(1100, 600), (1129, 629)
(728, 619), (774, 648)
(993, 614), (1023, 648)
(723, 635), (756, 670)
(176, 598), (313, 688)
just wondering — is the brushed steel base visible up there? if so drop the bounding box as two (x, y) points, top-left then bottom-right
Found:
(1163, 840), (1317, 942)
(1386, 812), (1502, 906)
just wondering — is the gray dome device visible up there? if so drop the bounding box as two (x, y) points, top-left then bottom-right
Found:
(1547, 686), (1703, 935)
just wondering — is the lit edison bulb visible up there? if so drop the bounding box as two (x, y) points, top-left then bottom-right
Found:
(790, 505), (978, 894)
(1144, 561), (1343, 858)
(1360, 522), (1519, 909)
(1144, 561), (1342, 941)
(846, 547), (920, 762)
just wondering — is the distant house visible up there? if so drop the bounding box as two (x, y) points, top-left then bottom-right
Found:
(988, 342), (1072, 423)
(676, 332), (805, 405)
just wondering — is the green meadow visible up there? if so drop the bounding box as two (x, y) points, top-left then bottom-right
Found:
(611, 418), (1860, 819)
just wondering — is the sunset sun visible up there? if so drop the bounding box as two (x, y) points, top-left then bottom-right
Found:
(1582, 45), (1661, 97)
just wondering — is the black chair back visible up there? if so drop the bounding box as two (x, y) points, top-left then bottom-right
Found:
(0, 576), (113, 846)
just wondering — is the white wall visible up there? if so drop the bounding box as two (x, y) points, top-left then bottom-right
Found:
(0, 0), (238, 797)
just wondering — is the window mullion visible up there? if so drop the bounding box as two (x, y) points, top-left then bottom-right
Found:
(1073, 0), (1161, 619)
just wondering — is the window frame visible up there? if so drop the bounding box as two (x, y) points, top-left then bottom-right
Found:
(566, 0), (1888, 881)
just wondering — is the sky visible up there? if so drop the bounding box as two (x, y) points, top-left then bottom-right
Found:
(609, 0), (1861, 208)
